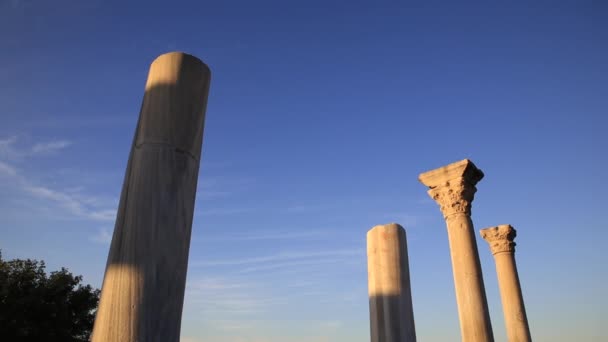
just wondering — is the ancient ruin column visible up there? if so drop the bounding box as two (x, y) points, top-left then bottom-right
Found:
(91, 52), (211, 342)
(480, 225), (531, 342)
(367, 223), (417, 342)
(419, 159), (494, 342)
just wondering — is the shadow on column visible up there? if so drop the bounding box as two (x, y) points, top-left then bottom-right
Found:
(369, 294), (417, 342)
(367, 223), (416, 342)
(92, 52), (210, 342)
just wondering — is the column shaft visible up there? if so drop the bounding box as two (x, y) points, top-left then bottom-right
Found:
(481, 225), (531, 342)
(494, 253), (531, 342)
(419, 159), (494, 342)
(445, 214), (493, 341)
(367, 223), (417, 342)
(91, 52), (211, 342)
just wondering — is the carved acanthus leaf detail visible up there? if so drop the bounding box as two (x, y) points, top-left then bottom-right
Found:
(480, 225), (517, 255)
(427, 178), (477, 218)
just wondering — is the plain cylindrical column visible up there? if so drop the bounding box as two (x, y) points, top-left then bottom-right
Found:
(419, 159), (494, 342)
(480, 225), (531, 342)
(91, 52), (211, 342)
(367, 223), (417, 342)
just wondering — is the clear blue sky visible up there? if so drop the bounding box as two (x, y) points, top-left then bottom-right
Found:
(1, 1), (606, 341)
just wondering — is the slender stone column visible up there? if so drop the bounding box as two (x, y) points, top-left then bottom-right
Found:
(91, 52), (211, 342)
(480, 225), (531, 342)
(367, 223), (417, 342)
(419, 159), (494, 342)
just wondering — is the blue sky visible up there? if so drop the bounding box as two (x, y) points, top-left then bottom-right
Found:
(1, 1), (606, 341)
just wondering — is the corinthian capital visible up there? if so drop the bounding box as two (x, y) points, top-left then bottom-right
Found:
(480, 225), (517, 255)
(418, 159), (484, 218)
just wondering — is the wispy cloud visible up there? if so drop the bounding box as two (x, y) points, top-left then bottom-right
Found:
(6, 0), (30, 10)
(196, 176), (254, 201)
(199, 161), (232, 170)
(286, 204), (333, 213)
(31, 140), (72, 154)
(212, 321), (255, 331)
(180, 338), (201, 342)
(182, 272), (358, 339)
(187, 277), (257, 293)
(185, 276), (281, 316)
(0, 161), (17, 176)
(90, 227), (113, 244)
(88, 210), (117, 221)
(204, 229), (329, 241)
(21, 115), (134, 129)
(0, 136), (19, 159)
(0, 136), (116, 222)
(181, 335), (332, 342)
(319, 320), (342, 329)
(197, 207), (257, 216)
(237, 257), (356, 274)
(196, 190), (233, 200)
(22, 184), (116, 221)
(193, 249), (362, 267)
(187, 248), (363, 317)
(0, 136), (72, 159)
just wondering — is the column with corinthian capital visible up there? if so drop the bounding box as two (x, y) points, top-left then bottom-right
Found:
(419, 159), (494, 342)
(480, 225), (531, 342)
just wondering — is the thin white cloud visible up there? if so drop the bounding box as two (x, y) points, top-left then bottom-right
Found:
(0, 136), (17, 146)
(25, 185), (82, 211)
(199, 161), (231, 170)
(185, 277), (280, 317)
(21, 115), (133, 128)
(180, 338), (201, 342)
(210, 320), (255, 331)
(198, 207), (257, 216)
(0, 136), (19, 159)
(237, 257), (356, 274)
(192, 249), (362, 267)
(0, 148), (116, 222)
(195, 176), (254, 201)
(204, 230), (329, 241)
(88, 209), (118, 221)
(8, 0), (28, 10)
(0, 136), (72, 159)
(182, 274), (355, 340)
(31, 140), (72, 154)
(319, 320), (342, 329)
(187, 278), (255, 292)
(286, 203), (332, 213)
(0, 161), (17, 176)
(228, 336), (328, 342)
(90, 227), (113, 244)
(22, 184), (116, 221)
(196, 190), (233, 200)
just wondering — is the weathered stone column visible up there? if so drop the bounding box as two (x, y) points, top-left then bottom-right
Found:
(480, 225), (531, 342)
(91, 52), (211, 342)
(367, 223), (417, 342)
(419, 159), (494, 342)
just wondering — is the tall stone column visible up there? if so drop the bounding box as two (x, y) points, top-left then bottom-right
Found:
(91, 52), (211, 342)
(367, 223), (417, 342)
(419, 159), (494, 342)
(480, 225), (531, 342)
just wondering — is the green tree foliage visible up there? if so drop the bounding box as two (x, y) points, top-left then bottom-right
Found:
(0, 251), (100, 342)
